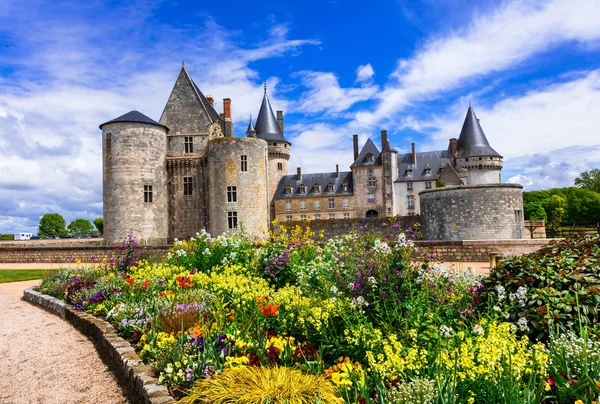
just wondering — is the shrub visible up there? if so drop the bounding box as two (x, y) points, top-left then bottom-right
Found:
(480, 235), (600, 341)
(179, 366), (343, 404)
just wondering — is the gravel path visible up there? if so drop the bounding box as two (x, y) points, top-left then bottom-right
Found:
(0, 280), (127, 404)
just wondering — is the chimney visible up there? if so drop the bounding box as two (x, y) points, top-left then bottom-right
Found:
(353, 134), (359, 161)
(277, 110), (284, 135)
(449, 138), (457, 159)
(411, 143), (416, 164)
(296, 167), (302, 181)
(223, 98), (233, 138)
(336, 164), (339, 178)
(381, 130), (388, 150)
(206, 95), (214, 106)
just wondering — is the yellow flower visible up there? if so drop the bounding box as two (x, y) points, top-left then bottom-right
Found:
(574, 400), (584, 404)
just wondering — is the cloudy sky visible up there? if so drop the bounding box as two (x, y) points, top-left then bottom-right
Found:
(1, 0), (599, 233)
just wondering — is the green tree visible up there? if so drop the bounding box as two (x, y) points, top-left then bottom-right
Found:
(38, 213), (67, 238)
(67, 218), (94, 236)
(93, 217), (104, 235)
(574, 168), (600, 193)
(524, 200), (547, 221)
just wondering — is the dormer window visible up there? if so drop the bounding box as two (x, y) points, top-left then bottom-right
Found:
(312, 184), (321, 194)
(299, 184), (307, 194)
(285, 186), (292, 195)
(327, 183), (335, 192)
(424, 168), (431, 175)
(406, 168), (413, 177)
(365, 153), (374, 163)
(342, 182), (349, 192)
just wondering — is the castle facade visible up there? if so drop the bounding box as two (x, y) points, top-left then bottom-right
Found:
(100, 65), (506, 244)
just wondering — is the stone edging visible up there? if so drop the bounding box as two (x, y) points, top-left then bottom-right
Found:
(23, 287), (175, 404)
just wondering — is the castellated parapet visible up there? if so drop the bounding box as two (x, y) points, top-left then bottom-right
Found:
(419, 184), (524, 241)
(101, 120), (169, 245)
(207, 137), (269, 239)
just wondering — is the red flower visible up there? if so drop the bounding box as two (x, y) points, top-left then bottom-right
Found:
(125, 277), (135, 285)
(259, 303), (279, 316)
(143, 280), (151, 287)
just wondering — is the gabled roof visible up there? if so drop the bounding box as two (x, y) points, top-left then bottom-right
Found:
(255, 89), (289, 143)
(396, 150), (452, 182)
(186, 68), (223, 125)
(351, 138), (381, 167)
(99, 110), (168, 130)
(274, 171), (353, 199)
(382, 138), (398, 153)
(455, 106), (501, 158)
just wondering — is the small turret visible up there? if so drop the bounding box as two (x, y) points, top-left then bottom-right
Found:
(246, 115), (256, 138)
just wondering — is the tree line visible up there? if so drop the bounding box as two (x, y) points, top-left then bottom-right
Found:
(38, 213), (103, 238)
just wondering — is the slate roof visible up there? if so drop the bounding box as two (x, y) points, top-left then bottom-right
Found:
(255, 91), (289, 143)
(99, 110), (168, 130)
(456, 106), (501, 158)
(188, 71), (223, 125)
(351, 138), (382, 167)
(246, 116), (256, 134)
(382, 138), (398, 153)
(396, 150), (452, 182)
(274, 171), (353, 199)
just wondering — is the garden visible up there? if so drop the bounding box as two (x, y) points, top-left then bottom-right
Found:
(38, 223), (600, 403)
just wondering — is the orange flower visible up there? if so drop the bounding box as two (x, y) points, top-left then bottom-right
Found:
(259, 303), (279, 316)
(255, 295), (268, 302)
(192, 325), (202, 337)
(125, 277), (135, 285)
(143, 280), (151, 287)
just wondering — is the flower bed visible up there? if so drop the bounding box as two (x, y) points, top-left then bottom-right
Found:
(39, 227), (600, 403)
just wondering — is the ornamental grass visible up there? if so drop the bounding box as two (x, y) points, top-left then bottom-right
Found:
(178, 366), (343, 404)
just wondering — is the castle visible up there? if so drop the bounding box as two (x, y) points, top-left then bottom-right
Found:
(100, 65), (515, 245)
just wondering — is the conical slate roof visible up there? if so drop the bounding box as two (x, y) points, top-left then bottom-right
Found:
(455, 106), (501, 158)
(255, 88), (289, 143)
(246, 116), (256, 134)
(99, 110), (168, 130)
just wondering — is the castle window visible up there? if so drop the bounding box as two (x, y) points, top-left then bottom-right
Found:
(300, 214), (307, 221)
(314, 214), (321, 220)
(184, 137), (193, 153)
(368, 168), (374, 176)
(285, 201), (292, 211)
(407, 195), (414, 209)
(273, 143), (277, 146)
(286, 215), (292, 222)
(285, 186), (292, 195)
(327, 183), (335, 192)
(329, 213), (335, 220)
(514, 210), (523, 222)
(300, 201), (306, 211)
(367, 193), (375, 202)
(365, 153), (374, 163)
(313, 184), (321, 193)
(342, 182), (349, 192)
(240, 155), (248, 172)
(106, 133), (112, 150)
(424, 168), (431, 175)
(227, 186), (237, 202)
(368, 177), (376, 187)
(299, 185), (307, 194)
(328, 198), (335, 209)
(344, 213), (350, 219)
(314, 201), (321, 210)
(144, 185), (153, 203)
(227, 211), (238, 229)
(425, 181), (432, 189)
(183, 177), (193, 195)
(277, 162), (283, 171)
(343, 199), (350, 209)
(405, 169), (412, 177)
(407, 182), (413, 191)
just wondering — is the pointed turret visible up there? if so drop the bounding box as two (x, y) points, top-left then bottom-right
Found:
(255, 84), (289, 144)
(455, 106), (501, 158)
(246, 115), (256, 138)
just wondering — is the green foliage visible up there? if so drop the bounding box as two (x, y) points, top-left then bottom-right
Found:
(480, 235), (600, 342)
(93, 218), (104, 235)
(575, 168), (600, 193)
(524, 187), (600, 224)
(67, 218), (94, 236)
(0, 233), (14, 240)
(38, 213), (67, 237)
(524, 201), (547, 221)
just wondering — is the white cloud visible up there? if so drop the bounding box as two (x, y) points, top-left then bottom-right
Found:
(355, 64), (374, 83)
(355, 0), (600, 127)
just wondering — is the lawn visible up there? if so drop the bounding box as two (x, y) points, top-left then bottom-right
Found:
(0, 269), (52, 284)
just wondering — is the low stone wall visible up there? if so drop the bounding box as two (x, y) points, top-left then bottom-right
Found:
(23, 288), (174, 404)
(279, 216), (420, 239)
(414, 239), (550, 262)
(0, 245), (170, 263)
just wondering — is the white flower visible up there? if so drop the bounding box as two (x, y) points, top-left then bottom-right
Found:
(330, 285), (338, 295)
(495, 285), (506, 301)
(472, 325), (484, 335)
(440, 325), (453, 337)
(175, 249), (187, 257)
(367, 277), (377, 287)
(203, 248), (211, 256)
(493, 306), (501, 312)
(517, 317), (529, 332)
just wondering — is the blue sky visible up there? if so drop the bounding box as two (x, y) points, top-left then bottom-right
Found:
(1, 0), (600, 233)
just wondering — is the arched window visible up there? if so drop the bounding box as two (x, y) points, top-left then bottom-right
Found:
(366, 210), (378, 218)
(365, 153), (374, 163)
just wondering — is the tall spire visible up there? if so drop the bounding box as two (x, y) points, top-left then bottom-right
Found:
(254, 87), (289, 143)
(246, 115), (256, 137)
(455, 106), (501, 158)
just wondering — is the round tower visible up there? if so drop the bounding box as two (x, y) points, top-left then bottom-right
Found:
(454, 106), (503, 185)
(253, 85), (291, 213)
(100, 111), (169, 245)
(207, 137), (269, 239)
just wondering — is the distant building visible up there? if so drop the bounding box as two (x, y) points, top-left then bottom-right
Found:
(14, 233), (33, 240)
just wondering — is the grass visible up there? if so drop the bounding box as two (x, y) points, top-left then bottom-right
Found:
(0, 270), (52, 284)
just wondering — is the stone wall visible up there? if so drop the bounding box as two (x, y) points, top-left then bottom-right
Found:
(0, 245), (170, 263)
(279, 216), (420, 239)
(414, 239), (549, 262)
(420, 184), (524, 240)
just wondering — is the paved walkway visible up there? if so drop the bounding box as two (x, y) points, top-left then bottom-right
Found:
(0, 280), (127, 403)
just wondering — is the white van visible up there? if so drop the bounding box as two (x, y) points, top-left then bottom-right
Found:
(14, 233), (33, 240)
